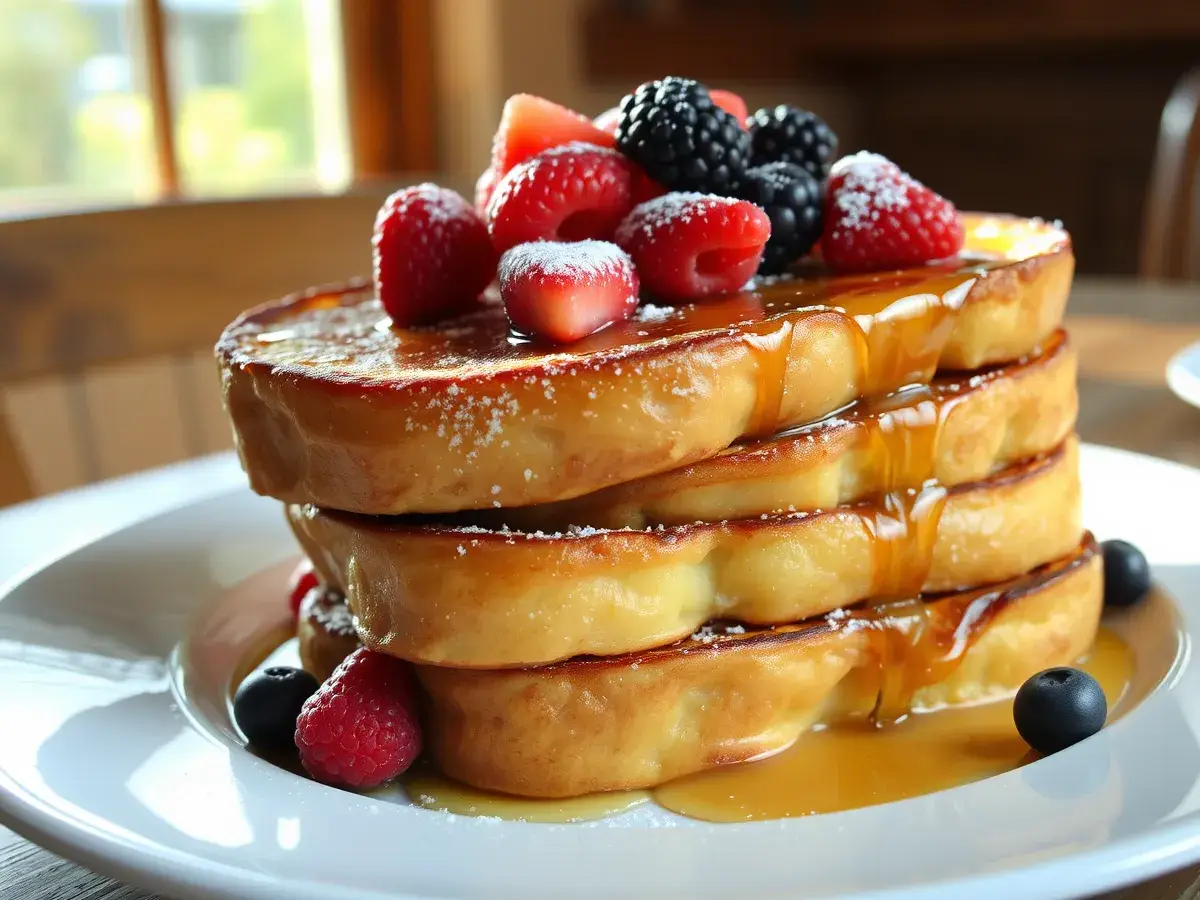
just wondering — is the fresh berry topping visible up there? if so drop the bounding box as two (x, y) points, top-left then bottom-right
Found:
(1101, 540), (1151, 607)
(474, 164), (501, 216)
(1014, 667), (1107, 755)
(737, 162), (822, 274)
(615, 193), (770, 300)
(748, 105), (838, 178)
(295, 648), (423, 789)
(491, 94), (615, 179)
(630, 168), (667, 207)
(615, 76), (751, 194)
(287, 558), (320, 620)
(709, 89), (748, 127)
(499, 240), (639, 343)
(593, 106), (621, 135)
(373, 184), (497, 326)
(820, 152), (964, 273)
(487, 143), (636, 254)
(234, 666), (319, 754)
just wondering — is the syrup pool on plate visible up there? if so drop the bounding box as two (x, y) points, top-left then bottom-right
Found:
(235, 616), (1137, 824)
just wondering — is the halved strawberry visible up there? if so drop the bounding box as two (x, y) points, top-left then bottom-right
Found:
(474, 164), (501, 216)
(710, 89), (748, 127)
(491, 94), (616, 179)
(487, 142), (636, 254)
(499, 240), (639, 343)
(615, 192), (771, 300)
(593, 106), (621, 136)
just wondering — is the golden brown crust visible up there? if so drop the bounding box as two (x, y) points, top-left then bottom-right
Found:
(457, 332), (1077, 530)
(416, 541), (1100, 797)
(296, 540), (1101, 796)
(218, 215), (1073, 515)
(289, 437), (1082, 667)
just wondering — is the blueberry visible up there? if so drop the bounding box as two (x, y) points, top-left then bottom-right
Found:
(233, 666), (319, 753)
(1013, 667), (1107, 754)
(1101, 539), (1151, 607)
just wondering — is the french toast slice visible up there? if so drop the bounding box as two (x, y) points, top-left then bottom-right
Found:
(218, 214), (1072, 515)
(298, 538), (1101, 797)
(290, 437), (1082, 667)
(452, 332), (1076, 530)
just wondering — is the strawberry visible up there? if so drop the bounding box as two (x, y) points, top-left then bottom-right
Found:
(491, 94), (615, 179)
(820, 151), (964, 273)
(710, 89), (749, 126)
(499, 240), (639, 343)
(487, 142), (636, 254)
(474, 164), (501, 216)
(287, 558), (319, 621)
(593, 106), (621, 135)
(615, 193), (771, 301)
(373, 184), (497, 327)
(295, 648), (423, 790)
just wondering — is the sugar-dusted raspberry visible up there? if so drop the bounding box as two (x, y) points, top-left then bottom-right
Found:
(615, 192), (770, 300)
(821, 151), (964, 273)
(487, 142), (636, 254)
(373, 184), (497, 327)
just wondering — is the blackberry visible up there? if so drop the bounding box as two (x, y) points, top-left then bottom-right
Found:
(738, 162), (822, 274)
(615, 76), (750, 194)
(748, 105), (838, 179)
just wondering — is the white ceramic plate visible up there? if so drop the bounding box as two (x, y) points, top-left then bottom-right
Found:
(1167, 342), (1200, 409)
(2, 444), (1200, 900)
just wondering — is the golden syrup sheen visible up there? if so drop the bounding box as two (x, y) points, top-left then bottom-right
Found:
(651, 627), (1133, 822)
(403, 766), (649, 823)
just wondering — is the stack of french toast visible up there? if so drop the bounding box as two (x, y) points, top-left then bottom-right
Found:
(217, 81), (1098, 799)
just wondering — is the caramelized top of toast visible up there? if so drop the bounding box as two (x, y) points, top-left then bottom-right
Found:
(218, 213), (1068, 389)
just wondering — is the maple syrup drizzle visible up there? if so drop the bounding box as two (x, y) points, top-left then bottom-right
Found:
(743, 320), (795, 436)
(652, 626), (1134, 822)
(403, 765), (650, 823)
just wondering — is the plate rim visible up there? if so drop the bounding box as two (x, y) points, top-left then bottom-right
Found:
(2, 443), (1200, 900)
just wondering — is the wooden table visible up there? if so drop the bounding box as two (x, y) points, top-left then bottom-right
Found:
(3, 277), (1200, 899)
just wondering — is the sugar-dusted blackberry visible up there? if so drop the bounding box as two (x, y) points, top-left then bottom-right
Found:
(748, 105), (838, 179)
(737, 162), (822, 274)
(615, 76), (751, 194)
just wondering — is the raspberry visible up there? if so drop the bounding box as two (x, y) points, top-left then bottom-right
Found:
(615, 77), (750, 194)
(287, 558), (319, 620)
(709, 89), (748, 126)
(748, 105), (838, 179)
(615, 193), (770, 300)
(821, 152), (964, 273)
(487, 143), (636, 254)
(737, 162), (823, 274)
(491, 94), (615, 179)
(499, 240), (639, 343)
(295, 648), (423, 789)
(373, 184), (497, 327)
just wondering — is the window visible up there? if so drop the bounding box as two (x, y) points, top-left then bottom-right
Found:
(0, 0), (351, 216)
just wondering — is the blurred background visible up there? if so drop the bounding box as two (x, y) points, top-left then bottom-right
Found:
(0, 0), (1197, 503)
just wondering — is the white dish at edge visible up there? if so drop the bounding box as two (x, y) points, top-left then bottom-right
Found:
(0, 445), (1199, 899)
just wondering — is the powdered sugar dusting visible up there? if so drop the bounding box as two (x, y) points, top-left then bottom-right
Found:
(828, 152), (911, 232)
(616, 192), (741, 242)
(690, 622), (749, 643)
(498, 239), (634, 285)
(381, 182), (476, 229)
